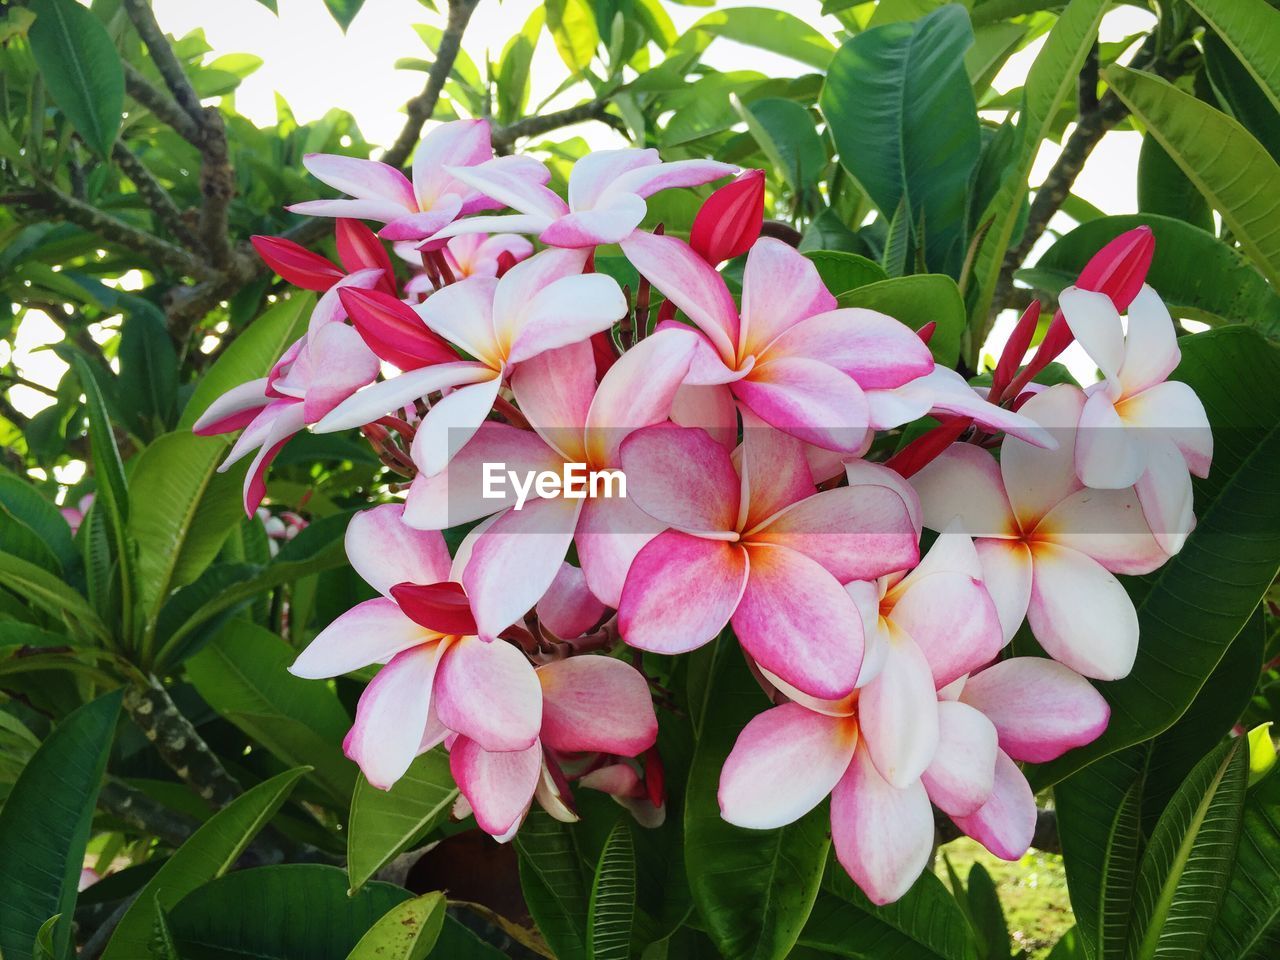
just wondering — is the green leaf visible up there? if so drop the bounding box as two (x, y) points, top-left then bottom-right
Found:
(687, 7), (836, 70)
(588, 819), (636, 960)
(684, 638), (829, 960)
(185, 621), (356, 804)
(347, 747), (457, 893)
(101, 767), (308, 960)
(965, 863), (1009, 960)
(116, 305), (178, 439)
(965, 0), (1107, 340)
(431, 917), (509, 959)
(734, 96), (826, 192)
(1030, 327), (1280, 788)
(545, 0), (598, 75)
(516, 808), (592, 960)
(837, 274), (964, 368)
(128, 432), (241, 636)
(1206, 756), (1280, 959)
(0, 474), (77, 575)
(1127, 739), (1249, 960)
(0, 550), (107, 643)
(166, 865), (410, 958)
(805, 251), (889, 297)
(1184, 0), (1280, 115)
(27, 0), (123, 157)
(323, 0), (366, 31)
(798, 869), (977, 960)
(1204, 31), (1280, 162)
(1104, 65), (1280, 286)
(0, 690), (121, 960)
(820, 5), (980, 276)
(880, 196), (912, 279)
(179, 293), (314, 431)
(346, 892), (446, 960)
(1137, 135), (1214, 232)
(1016, 214), (1280, 340)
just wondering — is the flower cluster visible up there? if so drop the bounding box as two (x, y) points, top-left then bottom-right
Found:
(194, 120), (1211, 904)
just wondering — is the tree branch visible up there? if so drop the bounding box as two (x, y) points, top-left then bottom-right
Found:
(122, 0), (206, 127)
(381, 0), (481, 169)
(97, 776), (201, 848)
(122, 674), (243, 809)
(111, 141), (201, 249)
(492, 98), (625, 153)
(122, 62), (203, 145)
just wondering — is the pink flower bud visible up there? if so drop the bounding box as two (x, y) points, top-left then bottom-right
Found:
(335, 219), (395, 294)
(338, 287), (457, 371)
(251, 235), (344, 291)
(885, 416), (972, 479)
(390, 581), (478, 636)
(989, 300), (1039, 400)
(690, 169), (765, 265)
(916, 322), (937, 345)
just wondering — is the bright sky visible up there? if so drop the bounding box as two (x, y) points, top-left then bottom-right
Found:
(13, 0), (1158, 432)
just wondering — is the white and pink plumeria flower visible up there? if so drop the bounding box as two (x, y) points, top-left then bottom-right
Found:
(617, 422), (919, 700)
(313, 248), (626, 475)
(622, 232), (1053, 453)
(287, 119), (549, 241)
(912, 384), (1172, 680)
(1059, 283), (1212, 553)
(288, 504), (542, 789)
(430, 147), (736, 248)
(402, 328), (698, 640)
(449, 655), (658, 842)
(397, 232), (534, 299)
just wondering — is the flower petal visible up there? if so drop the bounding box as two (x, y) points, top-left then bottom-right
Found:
(733, 357), (869, 452)
(921, 700), (998, 817)
(737, 420), (815, 530)
(857, 626), (939, 787)
(574, 495), (664, 609)
(412, 119), (493, 207)
(435, 635), (542, 751)
(763, 308), (932, 389)
(411, 375), (504, 477)
(619, 423), (740, 534)
(888, 567), (1003, 689)
(290, 598), (430, 678)
(1117, 284), (1180, 394)
(539, 656), (657, 755)
(960, 658), (1110, 763)
(831, 748), (935, 906)
(1134, 433), (1195, 555)
(1028, 542), (1138, 680)
(313, 361), (492, 434)
(1035, 486), (1166, 575)
(536, 563), (607, 638)
(1075, 388), (1146, 489)
(618, 531), (747, 654)
(719, 703), (858, 829)
(973, 538), (1034, 644)
(450, 736), (541, 838)
(346, 503), (453, 595)
(302, 153), (416, 209)
(510, 340), (595, 462)
(739, 238), (837, 356)
(568, 148), (660, 210)
(192, 378), (269, 436)
(345, 644), (445, 789)
(951, 750), (1036, 861)
(508, 275), (628, 365)
(1060, 285), (1125, 384)
(609, 158), (736, 200)
(378, 196), (464, 241)
(1000, 384), (1087, 530)
(415, 275), (503, 366)
(540, 194), (648, 247)
(734, 543), (864, 700)
(1120, 379), (1212, 479)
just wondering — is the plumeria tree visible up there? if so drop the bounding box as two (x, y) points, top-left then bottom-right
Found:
(1, 1), (1278, 959)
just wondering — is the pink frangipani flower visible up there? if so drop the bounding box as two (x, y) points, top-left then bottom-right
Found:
(287, 119), (550, 241)
(403, 328), (698, 638)
(1059, 283), (1211, 553)
(288, 504), (542, 789)
(315, 248), (626, 474)
(430, 148), (736, 248)
(911, 384), (1170, 680)
(397, 232), (534, 299)
(451, 655), (657, 841)
(618, 423), (919, 699)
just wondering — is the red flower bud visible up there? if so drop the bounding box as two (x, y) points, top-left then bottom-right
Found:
(643, 746), (666, 808)
(916, 321), (937, 345)
(885, 416), (972, 479)
(251, 235), (344, 291)
(335, 219), (395, 294)
(339, 287), (456, 371)
(390, 581), (478, 636)
(989, 300), (1039, 400)
(690, 169), (765, 265)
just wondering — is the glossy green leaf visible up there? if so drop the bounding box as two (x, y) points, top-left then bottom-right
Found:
(1204, 31), (1280, 162)
(965, 0), (1107, 339)
(101, 767), (308, 960)
(965, 863), (1008, 960)
(1127, 739), (1249, 959)
(0, 475), (77, 575)
(588, 819), (636, 960)
(0, 690), (121, 960)
(347, 747), (457, 892)
(167, 865), (409, 958)
(820, 5), (979, 275)
(1185, 0), (1280, 115)
(798, 869), (977, 960)
(1030, 327), (1280, 788)
(1137, 136), (1214, 232)
(516, 808), (592, 960)
(685, 638), (829, 960)
(546, 0), (598, 75)
(735, 96), (826, 192)
(1206, 759), (1280, 959)
(686, 7), (835, 70)
(323, 0), (366, 31)
(346, 892), (446, 960)
(128, 431), (241, 635)
(27, 0), (123, 157)
(0, 549), (107, 643)
(186, 622), (356, 804)
(116, 305), (178, 439)
(837, 274), (964, 367)
(1017, 214), (1280, 340)
(1105, 65), (1280, 286)
(806, 251), (889, 298)
(179, 293), (314, 430)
